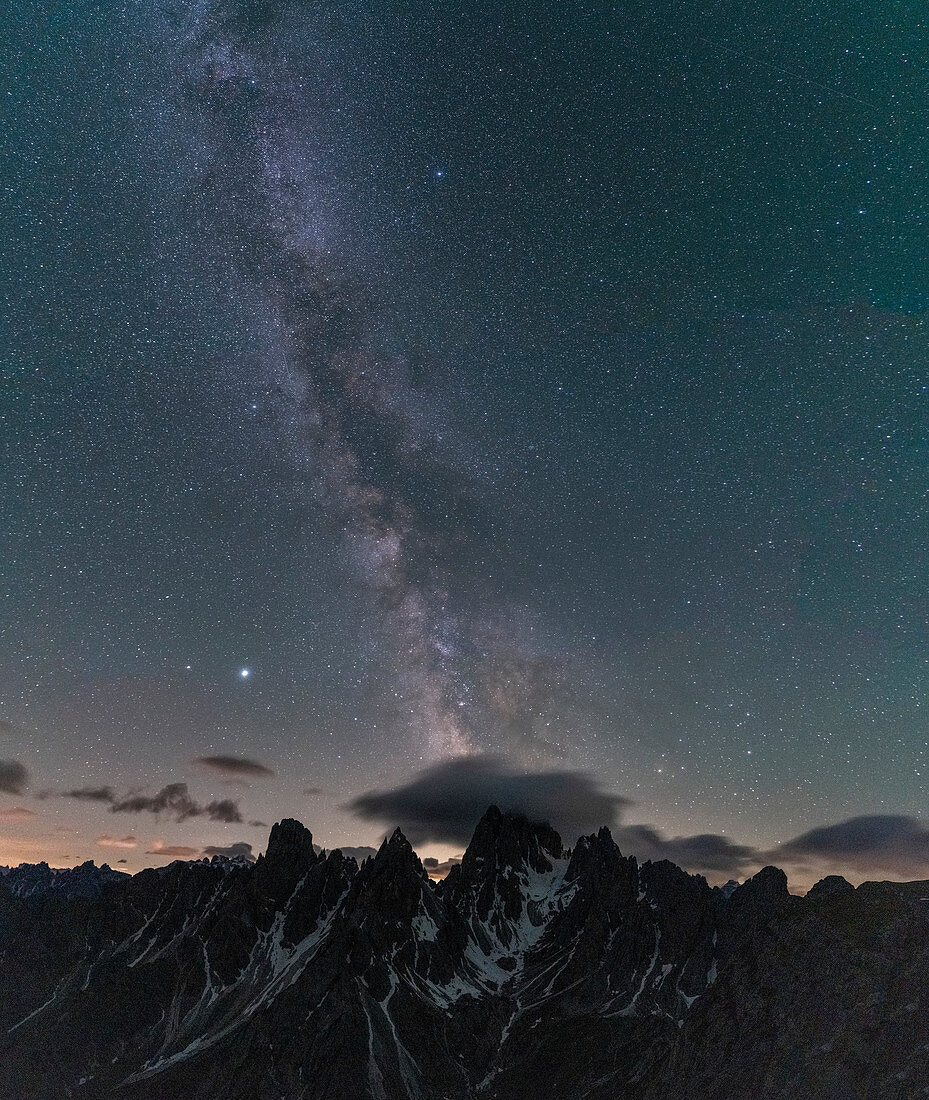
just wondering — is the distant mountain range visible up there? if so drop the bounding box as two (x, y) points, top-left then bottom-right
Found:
(2, 808), (928, 1098)
(0, 859), (130, 901)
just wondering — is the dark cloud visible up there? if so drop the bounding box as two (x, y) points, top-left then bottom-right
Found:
(347, 757), (929, 882)
(248, 819), (268, 828)
(64, 782), (243, 824)
(147, 842), (199, 858)
(0, 760), (28, 796)
(347, 755), (758, 877)
(303, 787), (322, 796)
(347, 754), (628, 845)
(203, 797), (244, 823)
(112, 784), (243, 824)
(616, 824), (759, 876)
(193, 754), (274, 778)
(66, 786), (115, 802)
(112, 783), (196, 820)
(770, 815), (929, 878)
(203, 841), (255, 861)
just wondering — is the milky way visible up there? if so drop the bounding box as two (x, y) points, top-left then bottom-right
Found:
(170, 0), (544, 761)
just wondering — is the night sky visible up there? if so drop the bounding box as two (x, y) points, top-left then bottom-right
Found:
(2, 0), (928, 887)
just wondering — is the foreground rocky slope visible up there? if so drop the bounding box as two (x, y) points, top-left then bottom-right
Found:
(1, 809), (927, 1099)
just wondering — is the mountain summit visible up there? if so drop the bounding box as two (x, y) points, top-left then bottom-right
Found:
(1, 812), (927, 1099)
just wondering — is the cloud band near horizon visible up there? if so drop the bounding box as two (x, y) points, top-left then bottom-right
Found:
(346, 755), (929, 880)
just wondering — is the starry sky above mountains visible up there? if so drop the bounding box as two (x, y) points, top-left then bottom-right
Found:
(1, 0), (928, 886)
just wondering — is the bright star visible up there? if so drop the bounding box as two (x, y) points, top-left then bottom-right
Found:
(240, 668), (250, 679)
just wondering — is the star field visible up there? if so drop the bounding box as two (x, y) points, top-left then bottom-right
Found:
(1, 0), (928, 885)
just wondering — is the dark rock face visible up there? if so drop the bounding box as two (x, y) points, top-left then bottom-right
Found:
(643, 877), (929, 1099)
(806, 874), (855, 900)
(1, 816), (928, 1099)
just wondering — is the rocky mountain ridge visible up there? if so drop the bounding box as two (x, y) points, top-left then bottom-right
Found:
(1, 808), (928, 1098)
(0, 859), (129, 901)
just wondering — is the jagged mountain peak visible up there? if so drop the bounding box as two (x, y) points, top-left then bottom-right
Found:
(2, 811), (926, 1100)
(263, 817), (317, 864)
(435, 808), (572, 964)
(733, 864), (790, 903)
(569, 824), (622, 865)
(253, 818), (321, 901)
(360, 824), (425, 882)
(461, 804), (564, 877)
(565, 825), (636, 904)
(334, 822), (438, 965)
(806, 874), (855, 900)
(0, 858), (128, 900)
(385, 824), (410, 847)
(723, 864), (795, 935)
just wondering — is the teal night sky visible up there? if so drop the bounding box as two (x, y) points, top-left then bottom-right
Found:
(1, 0), (928, 885)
